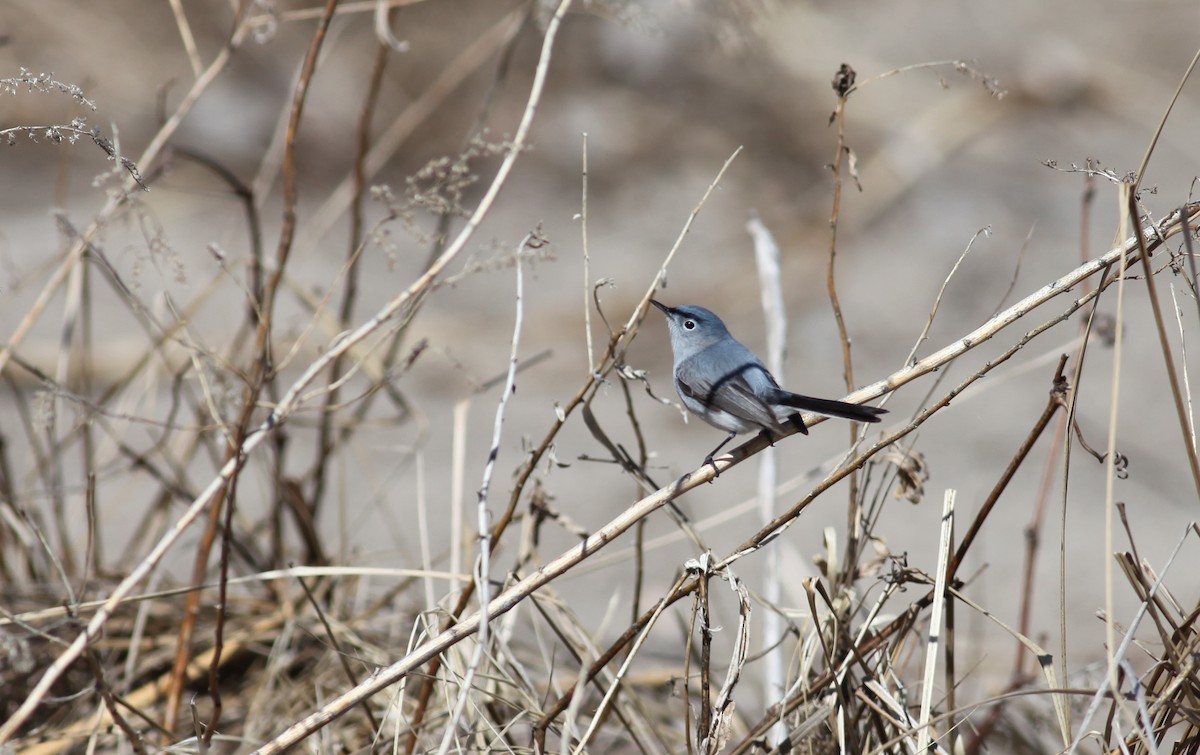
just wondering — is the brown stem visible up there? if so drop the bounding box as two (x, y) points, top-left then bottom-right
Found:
(1127, 192), (1200, 498)
(163, 0), (340, 735)
(826, 66), (863, 588)
(308, 33), (391, 524)
(697, 568), (712, 749)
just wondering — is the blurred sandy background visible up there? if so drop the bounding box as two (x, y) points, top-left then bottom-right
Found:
(3, 0), (1200, 727)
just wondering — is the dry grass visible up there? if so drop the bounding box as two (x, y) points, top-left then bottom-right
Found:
(2, 2), (1200, 754)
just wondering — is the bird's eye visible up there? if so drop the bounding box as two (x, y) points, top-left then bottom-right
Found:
(683, 320), (696, 330)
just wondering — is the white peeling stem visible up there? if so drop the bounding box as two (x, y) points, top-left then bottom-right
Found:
(747, 213), (787, 746)
(917, 489), (955, 752)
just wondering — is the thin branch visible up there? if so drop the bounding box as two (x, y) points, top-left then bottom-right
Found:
(435, 234), (529, 755)
(1127, 193), (1200, 497)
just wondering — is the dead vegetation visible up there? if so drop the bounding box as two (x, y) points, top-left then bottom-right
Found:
(2, 2), (1200, 753)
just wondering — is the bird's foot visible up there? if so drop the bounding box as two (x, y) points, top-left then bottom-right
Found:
(703, 454), (721, 479)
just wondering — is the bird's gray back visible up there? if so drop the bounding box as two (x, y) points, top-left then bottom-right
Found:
(674, 339), (783, 432)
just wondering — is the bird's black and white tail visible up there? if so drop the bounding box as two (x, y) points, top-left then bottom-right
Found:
(770, 390), (887, 423)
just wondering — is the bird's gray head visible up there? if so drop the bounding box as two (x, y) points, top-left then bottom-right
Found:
(650, 300), (732, 359)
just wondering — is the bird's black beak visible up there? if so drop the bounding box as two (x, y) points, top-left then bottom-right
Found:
(650, 299), (670, 315)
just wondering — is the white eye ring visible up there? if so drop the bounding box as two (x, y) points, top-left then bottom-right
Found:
(683, 320), (696, 330)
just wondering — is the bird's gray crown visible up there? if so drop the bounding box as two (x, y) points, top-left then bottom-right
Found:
(651, 300), (734, 358)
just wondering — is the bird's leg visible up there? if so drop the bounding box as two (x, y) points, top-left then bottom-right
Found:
(703, 432), (738, 477)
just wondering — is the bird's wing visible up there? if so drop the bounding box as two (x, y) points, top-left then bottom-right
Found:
(675, 348), (782, 430)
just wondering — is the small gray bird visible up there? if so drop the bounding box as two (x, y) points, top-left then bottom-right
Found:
(651, 299), (886, 466)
